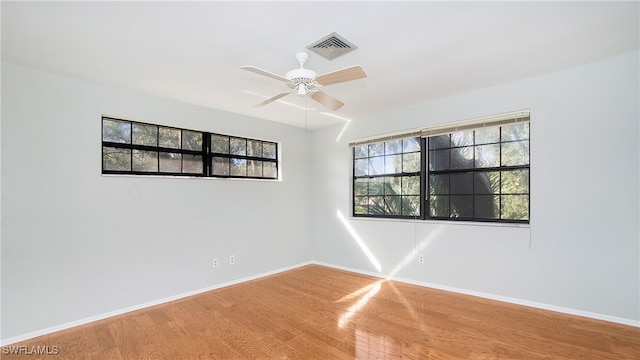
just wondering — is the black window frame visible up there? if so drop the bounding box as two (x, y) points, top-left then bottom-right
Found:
(101, 116), (279, 180)
(352, 136), (424, 219)
(352, 122), (530, 224)
(426, 123), (530, 223)
(209, 133), (279, 179)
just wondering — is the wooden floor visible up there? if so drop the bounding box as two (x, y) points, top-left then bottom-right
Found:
(3, 265), (639, 359)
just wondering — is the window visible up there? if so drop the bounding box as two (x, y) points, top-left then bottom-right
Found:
(353, 137), (423, 218)
(351, 111), (530, 223)
(210, 134), (278, 179)
(102, 117), (278, 180)
(428, 122), (529, 222)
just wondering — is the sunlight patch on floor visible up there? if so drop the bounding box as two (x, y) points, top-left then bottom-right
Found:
(338, 280), (383, 328)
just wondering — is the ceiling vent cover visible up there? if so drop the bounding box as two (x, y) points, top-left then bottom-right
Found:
(307, 32), (357, 60)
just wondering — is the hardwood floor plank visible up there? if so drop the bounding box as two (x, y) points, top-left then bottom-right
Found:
(3, 265), (638, 359)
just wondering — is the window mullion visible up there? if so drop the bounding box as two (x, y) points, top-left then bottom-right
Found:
(421, 137), (427, 220)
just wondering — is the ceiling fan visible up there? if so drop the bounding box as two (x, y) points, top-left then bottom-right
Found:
(241, 51), (367, 111)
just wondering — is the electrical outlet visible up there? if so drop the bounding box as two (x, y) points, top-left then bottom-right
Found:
(213, 258), (219, 268)
(230, 255), (235, 265)
(418, 255), (424, 264)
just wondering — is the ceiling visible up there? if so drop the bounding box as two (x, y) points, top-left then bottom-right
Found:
(2, 1), (638, 129)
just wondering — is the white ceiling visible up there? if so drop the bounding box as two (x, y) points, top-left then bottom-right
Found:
(2, 1), (638, 129)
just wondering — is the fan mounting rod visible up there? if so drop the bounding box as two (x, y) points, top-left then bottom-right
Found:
(295, 51), (309, 67)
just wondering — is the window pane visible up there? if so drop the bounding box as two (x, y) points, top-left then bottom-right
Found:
(402, 196), (420, 217)
(475, 127), (500, 144)
(429, 149), (450, 171)
(501, 195), (529, 220)
(429, 135), (449, 150)
(247, 160), (262, 177)
(501, 123), (529, 141)
(502, 140), (529, 166)
(132, 123), (157, 146)
(474, 195), (499, 219)
(475, 144), (500, 168)
(368, 143), (384, 157)
(102, 119), (131, 144)
(354, 159), (368, 176)
(452, 131), (474, 147)
(263, 161), (277, 178)
(403, 152), (420, 173)
(247, 140), (262, 157)
(230, 138), (247, 156)
(384, 196), (402, 215)
(501, 169), (529, 194)
(369, 156), (384, 175)
(369, 196), (385, 215)
(450, 195), (473, 217)
(474, 171), (499, 194)
(230, 158), (246, 176)
(211, 134), (229, 154)
(354, 145), (368, 159)
(263, 143), (277, 159)
(402, 176), (420, 195)
(450, 172), (473, 194)
(354, 178), (369, 196)
(369, 177), (384, 196)
(182, 154), (202, 174)
(159, 152), (181, 173)
(430, 195), (449, 217)
(103, 147), (131, 171)
(385, 176), (402, 196)
(182, 130), (202, 151)
(159, 127), (180, 149)
(451, 146), (474, 169)
(354, 196), (369, 215)
(132, 150), (158, 172)
(429, 174), (449, 195)
(385, 139), (403, 155)
(384, 154), (402, 174)
(212, 157), (230, 176)
(403, 137), (420, 152)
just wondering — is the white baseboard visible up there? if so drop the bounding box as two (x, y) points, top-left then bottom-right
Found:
(311, 260), (640, 328)
(0, 261), (313, 346)
(3, 259), (636, 346)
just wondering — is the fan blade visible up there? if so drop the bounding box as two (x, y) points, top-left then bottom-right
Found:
(315, 65), (367, 86)
(255, 92), (293, 107)
(241, 66), (290, 82)
(310, 90), (344, 111)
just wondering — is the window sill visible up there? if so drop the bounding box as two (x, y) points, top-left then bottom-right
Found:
(350, 216), (530, 228)
(101, 173), (282, 182)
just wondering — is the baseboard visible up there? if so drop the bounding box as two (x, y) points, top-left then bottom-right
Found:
(311, 260), (640, 328)
(4, 259), (636, 346)
(0, 261), (313, 346)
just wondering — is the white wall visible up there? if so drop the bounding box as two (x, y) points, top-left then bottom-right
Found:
(1, 50), (638, 343)
(310, 50), (640, 324)
(1, 62), (312, 341)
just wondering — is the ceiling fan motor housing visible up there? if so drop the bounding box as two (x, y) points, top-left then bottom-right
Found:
(285, 51), (319, 95)
(286, 69), (319, 95)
